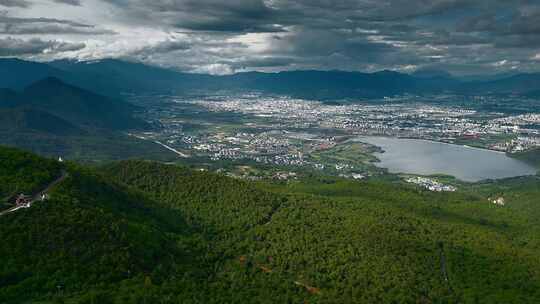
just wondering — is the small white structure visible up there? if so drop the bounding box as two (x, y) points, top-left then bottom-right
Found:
(405, 176), (457, 192)
(58, 157), (64, 163)
(490, 197), (505, 206)
(352, 173), (365, 180)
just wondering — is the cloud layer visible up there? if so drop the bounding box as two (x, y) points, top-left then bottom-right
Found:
(0, 36), (85, 56)
(1, 0), (539, 75)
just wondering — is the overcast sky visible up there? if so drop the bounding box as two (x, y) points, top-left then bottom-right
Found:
(1, 0), (540, 75)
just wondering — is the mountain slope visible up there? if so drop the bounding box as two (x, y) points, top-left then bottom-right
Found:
(0, 146), (62, 199)
(0, 107), (84, 136)
(16, 77), (148, 131)
(0, 89), (19, 107)
(0, 128), (178, 163)
(4, 58), (540, 100)
(0, 59), (68, 90)
(51, 59), (455, 99)
(105, 161), (540, 304)
(217, 70), (419, 99)
(49, 58), (211, 96)
(525, 89), (540, 98)
(459, 73), (540, 95)
(0, 147), (201, 303)
(1, 148), (540, 302)
(0, 78), (173, 161)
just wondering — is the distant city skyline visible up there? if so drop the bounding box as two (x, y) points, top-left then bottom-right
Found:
(1, 0), (540, 75)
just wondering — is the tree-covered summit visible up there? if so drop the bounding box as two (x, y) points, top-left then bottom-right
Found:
(1, 147), (540, 303)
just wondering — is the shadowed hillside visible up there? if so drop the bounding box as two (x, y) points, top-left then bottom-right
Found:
(0, 78), (177, 162)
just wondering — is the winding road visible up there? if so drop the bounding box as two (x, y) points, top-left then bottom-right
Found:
(127, 133), (190, 158)
(0, 170), (69, 216)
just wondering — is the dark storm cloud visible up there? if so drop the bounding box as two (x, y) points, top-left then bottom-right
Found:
(0, 37), (85, 56)
(225, 56), (295, 69)
(97, 0), (425, 70)
(0, 16), (94, 28)
(0, 0), (32, 8)
(130, 39), (191, 59)
(0, 23), (114, 35)
(103, 0), (284, 32)
(494, 34), (540, 48)
(140, 39), (190, 53)
(456, 4), (540, 48)
(394, 29), (491, 46)
(52, 0), (82, 5)
(282, 29), (395, 59)
(306, 0), (474, 21)
(6, 0), (540, 74)
(458, 9), (540, 36)
(0, 15), (115, 35)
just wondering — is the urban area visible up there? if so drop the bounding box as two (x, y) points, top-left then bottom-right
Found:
(128, 93), (540, 190)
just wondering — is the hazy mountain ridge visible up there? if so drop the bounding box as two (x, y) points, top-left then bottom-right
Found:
(0, 58), (68, 90)
(17, 76), (147, 130)
(3, 58), (540, 100)
(0, 75), (148, 135)
(0, 107), (84, 136)
(0, 76), (176, 161)
(458, 73), (540, 95)
(51, 60), (457, 98)
(44, 59), (540, 98)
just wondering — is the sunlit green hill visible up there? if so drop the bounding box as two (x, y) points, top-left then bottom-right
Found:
(105, 160), (540, 303)
(0, 147), (200, 303)
(1, 146), (540, 303)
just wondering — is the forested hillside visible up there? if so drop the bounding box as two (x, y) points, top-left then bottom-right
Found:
(3, 77), (147, 131)
(0, 108), (84, 136)
(0, 146), (62, 199)
(0, 78), (177, 162)
(1, 147), (540, 303)
(0, 147), (203, 303)
(105, 161), (540, 303)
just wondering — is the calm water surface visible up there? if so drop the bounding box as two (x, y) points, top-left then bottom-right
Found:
(357, 136), (537, 182)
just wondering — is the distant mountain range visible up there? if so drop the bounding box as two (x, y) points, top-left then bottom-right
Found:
(457, 73), (540, 95)
(2, 58), (540, 100)
(0, 57), (538, 160)
(0, 58), (67, 90)
(526, 90), (540, 98)
(0, 76), (147, 131)
(0, 107), (84, 136)
(14, 59), (463, 99)
(0, 76), (174, 161)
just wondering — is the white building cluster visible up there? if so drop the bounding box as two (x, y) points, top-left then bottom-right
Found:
(406, 177), (457, 192)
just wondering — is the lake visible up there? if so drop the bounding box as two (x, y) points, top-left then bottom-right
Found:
(356, 136), (537, 182)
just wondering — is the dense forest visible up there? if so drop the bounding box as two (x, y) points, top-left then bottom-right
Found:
(0, 146), (62, 200)
(1, 146), (540, 303)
